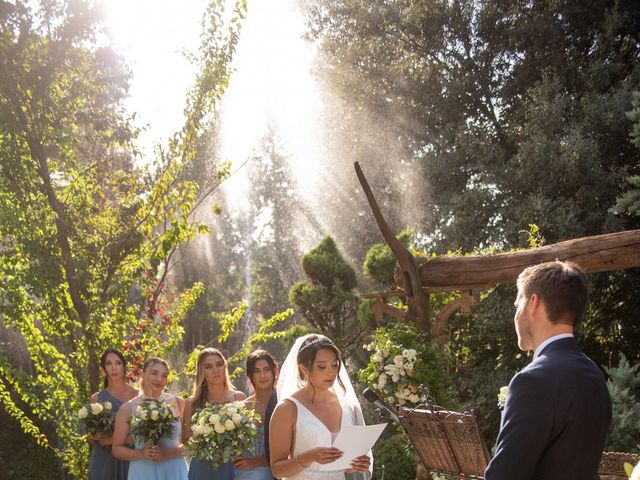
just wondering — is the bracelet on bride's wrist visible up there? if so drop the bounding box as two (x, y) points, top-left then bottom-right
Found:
(295, 454), (309, 469)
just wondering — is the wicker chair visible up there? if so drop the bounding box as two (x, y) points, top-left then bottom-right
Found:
(397, 406), (638, 479)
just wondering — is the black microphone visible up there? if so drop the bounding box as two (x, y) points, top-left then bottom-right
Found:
(363, 387), (400, 422)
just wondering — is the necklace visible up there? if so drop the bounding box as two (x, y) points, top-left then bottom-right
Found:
(254, 395), (270, 408)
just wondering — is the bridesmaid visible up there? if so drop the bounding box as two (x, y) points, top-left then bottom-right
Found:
(88, 348), (138, 480)
(112, 357), (188, 480)
(183, 348), (246, 480)
(233, 349), (278, 480)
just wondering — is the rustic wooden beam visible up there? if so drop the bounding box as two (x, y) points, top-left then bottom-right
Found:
(398, 229), (640, 290)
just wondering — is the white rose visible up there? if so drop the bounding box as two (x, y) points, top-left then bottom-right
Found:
(199, 415), (207, 427)
(192, 424), (203, 435)
(214, 423), (226, 434)
(232, 414), (242, 425)
(404, 348), (417, 358)
(139, 409), (147, 419)
(393, 355), (404, 366)
(150, 410), (159, 421)
(224, 419), (235, 431)
(202, 424), (213, 435)
(78, 407), (88, 419)
(211, 414), (221, 424)
(136, 405), (144, 415)
(103, 401), (112, 411)
(226, 407), (237, 415)
(90, 403), (104, 415)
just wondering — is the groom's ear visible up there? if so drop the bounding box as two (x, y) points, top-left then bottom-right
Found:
(528, 293), (543, 317)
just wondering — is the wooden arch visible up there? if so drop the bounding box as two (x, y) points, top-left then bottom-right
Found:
(355, 162), (640, 342)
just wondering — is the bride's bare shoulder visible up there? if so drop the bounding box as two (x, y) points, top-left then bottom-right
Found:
(273, 398), (297, 415)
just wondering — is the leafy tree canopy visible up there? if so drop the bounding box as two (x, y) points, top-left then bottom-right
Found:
(0, 0), (246, 475)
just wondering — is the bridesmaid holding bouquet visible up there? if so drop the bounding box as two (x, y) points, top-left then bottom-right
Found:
(234, 349), (279, 480)
(112, 357), (188, 480)
(88, 349), (138, 480)
(183, 348), (246, 480)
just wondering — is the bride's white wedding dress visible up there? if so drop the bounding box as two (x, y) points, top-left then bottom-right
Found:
(284, 397), (355, 480)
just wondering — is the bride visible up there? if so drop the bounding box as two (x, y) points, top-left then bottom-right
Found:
(269, 334), (372, 480)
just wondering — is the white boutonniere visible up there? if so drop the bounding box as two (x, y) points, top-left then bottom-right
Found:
(497, 386), (509, 410)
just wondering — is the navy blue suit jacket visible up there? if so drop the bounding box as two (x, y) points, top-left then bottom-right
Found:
(484, 337), (611, 480)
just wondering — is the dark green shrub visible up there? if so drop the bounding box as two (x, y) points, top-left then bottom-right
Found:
(374, 433), (416, 480)
(605, 355), (640, 453)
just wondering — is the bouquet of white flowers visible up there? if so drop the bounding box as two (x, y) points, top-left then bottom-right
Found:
(129, 398), (177, 446)
(78, 401), (115, 436)
(188, 401), (260, 468)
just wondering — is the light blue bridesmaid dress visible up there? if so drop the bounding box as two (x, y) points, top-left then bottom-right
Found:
(234, 425), (272, 480)
(88, 390), (129, 480)
(128, 400), (188, 480)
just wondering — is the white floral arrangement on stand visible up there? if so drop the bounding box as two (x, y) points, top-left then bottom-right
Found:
(359, 324), (450, 408)
(360, 334), (426, 406)
(78, 401), (115, 436)
(188, 401), (260, 468)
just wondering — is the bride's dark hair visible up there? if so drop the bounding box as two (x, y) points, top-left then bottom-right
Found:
(296, 334), (345, 400)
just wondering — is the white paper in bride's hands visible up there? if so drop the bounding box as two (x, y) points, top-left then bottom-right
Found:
(319, 423), (387, 471)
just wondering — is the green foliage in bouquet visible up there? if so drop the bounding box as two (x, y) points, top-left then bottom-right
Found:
(359, 324), (451, 406)
(189, 401), (260, 468)
(77, 401), (116, 436)
(129, 399), (177, 446)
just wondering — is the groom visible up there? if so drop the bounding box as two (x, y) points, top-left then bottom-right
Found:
(484, 261), (611, 480)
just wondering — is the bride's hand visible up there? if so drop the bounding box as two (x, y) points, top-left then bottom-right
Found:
(307, 447), (343, 465)
(346, 454), (371, 473)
